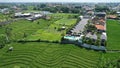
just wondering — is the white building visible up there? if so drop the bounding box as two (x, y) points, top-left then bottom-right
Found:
(15, 12), (31, 17)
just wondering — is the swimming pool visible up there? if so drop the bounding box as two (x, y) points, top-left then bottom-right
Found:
(64, 36), (81, 41)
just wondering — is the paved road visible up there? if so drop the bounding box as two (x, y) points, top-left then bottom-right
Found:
(71, 18), (89, 33)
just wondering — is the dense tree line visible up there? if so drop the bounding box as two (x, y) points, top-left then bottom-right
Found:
(33, 4), (81, 13)
(0, 5), (9, 9)
(0, 3), (82, 14)
(95, 5), (110, 12)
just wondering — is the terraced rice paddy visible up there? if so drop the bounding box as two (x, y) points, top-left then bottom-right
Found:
(0, 14), (120, 68)
(27, 18), (77, 41)
(0, 42), (101, 68)
(0, 13), (77, 41)
(27, 29), (62, 41)
(3, 19), (52, 40)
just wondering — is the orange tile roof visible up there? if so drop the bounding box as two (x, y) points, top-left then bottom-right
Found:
(99, 19), (105, 23)
(107, 15), (117, 18)
(95, 25), (105, 30)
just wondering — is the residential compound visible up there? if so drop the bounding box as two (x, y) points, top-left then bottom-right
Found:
(62, 12), (107, 51)
(85, 12), (107, 46)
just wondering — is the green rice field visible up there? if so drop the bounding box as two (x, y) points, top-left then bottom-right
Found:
(107, 19), (120, 50)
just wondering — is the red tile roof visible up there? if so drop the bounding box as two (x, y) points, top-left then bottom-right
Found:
(95, 25), (105, 30)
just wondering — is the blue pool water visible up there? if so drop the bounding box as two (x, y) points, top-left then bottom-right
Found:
(64, 36), (76, 41)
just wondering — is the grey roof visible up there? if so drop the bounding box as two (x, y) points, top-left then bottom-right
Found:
(100, 33), (107, 40)
(96, 12), (106, 14)
(86, 33), (97, 40)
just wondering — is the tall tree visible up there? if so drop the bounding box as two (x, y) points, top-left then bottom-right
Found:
(0, 34), (6, 48)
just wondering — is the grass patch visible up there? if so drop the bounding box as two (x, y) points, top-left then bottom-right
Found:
(54, 18), (77, 25)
